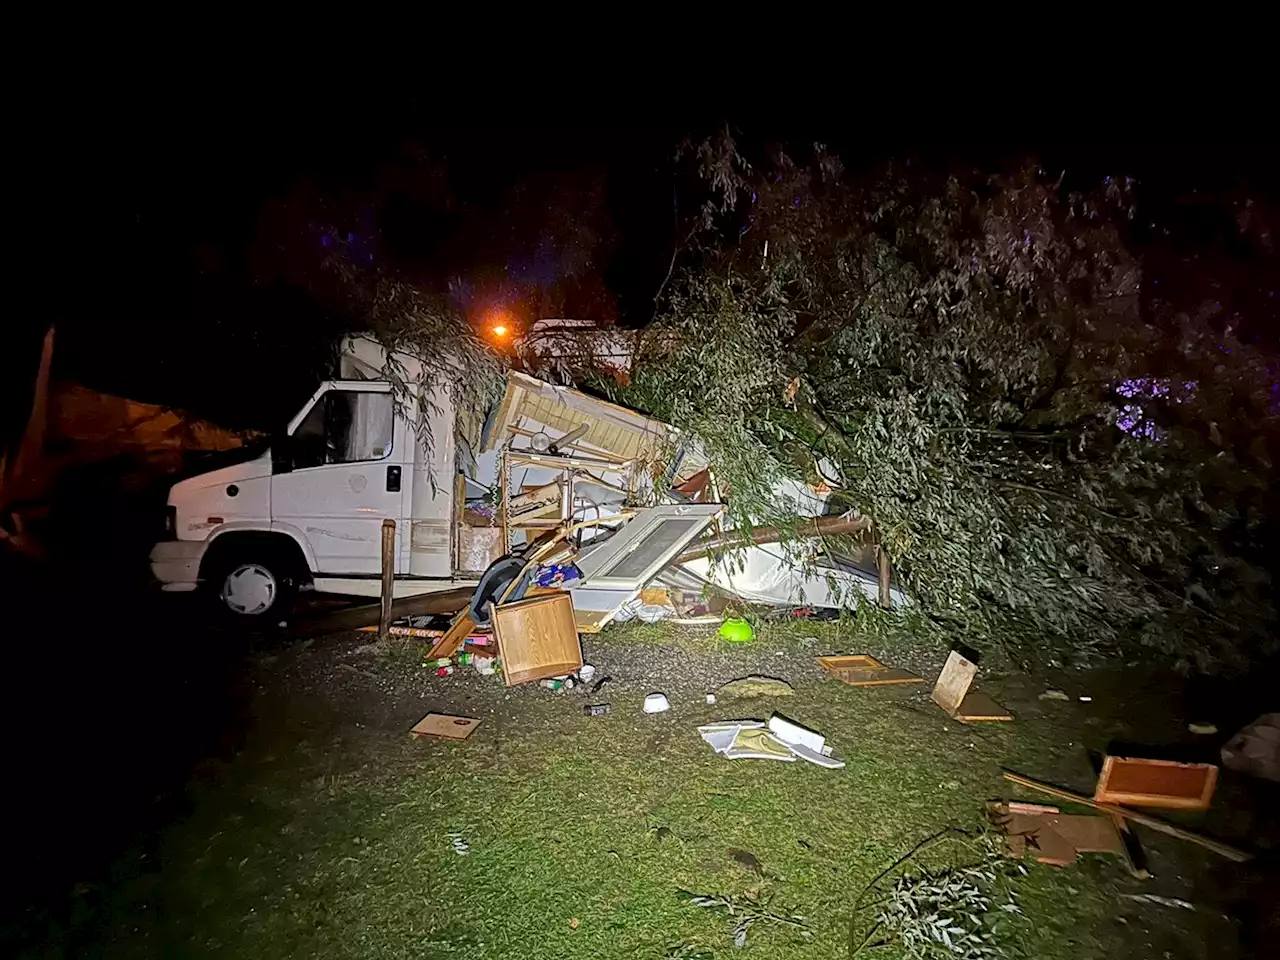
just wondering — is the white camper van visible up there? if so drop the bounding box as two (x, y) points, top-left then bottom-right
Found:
(148, 336), (726, 622)
(150, 335), (900, 623)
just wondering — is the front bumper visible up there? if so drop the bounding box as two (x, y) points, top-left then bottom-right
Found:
(149, 540), (208, 592)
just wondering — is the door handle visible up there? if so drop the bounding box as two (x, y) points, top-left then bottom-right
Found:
(386, 465), (402, 492)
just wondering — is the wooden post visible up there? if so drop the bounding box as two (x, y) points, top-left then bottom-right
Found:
(379, 518), (396, 642)
(875, 543), (893, 610)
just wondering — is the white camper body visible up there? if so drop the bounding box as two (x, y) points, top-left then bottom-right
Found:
(150, 336), (893, 623)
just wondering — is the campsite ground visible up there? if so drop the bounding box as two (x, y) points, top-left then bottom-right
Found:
(7, 611), (1275, 960)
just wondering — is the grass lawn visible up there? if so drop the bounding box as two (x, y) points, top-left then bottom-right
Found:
(71, 620), (1238, 959)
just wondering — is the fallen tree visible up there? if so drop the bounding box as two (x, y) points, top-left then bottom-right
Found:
(619, 141), (1278, 668)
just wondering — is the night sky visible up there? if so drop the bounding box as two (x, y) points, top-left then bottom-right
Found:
(16, 89), (1277, 436)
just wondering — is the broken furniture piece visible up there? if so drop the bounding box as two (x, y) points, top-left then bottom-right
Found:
(489, 591), (584, 686)
(816, 654), (924, 686)
(986, 800), (1129, 870)
(1093, 756), (1219, 810)
(1002, 770), (1251, 863)
(931, 650), (1012, 722)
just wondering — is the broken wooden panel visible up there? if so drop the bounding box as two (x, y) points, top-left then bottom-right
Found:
(931, 650), (978, 715)
(491, 592), (583, 686)
(410, 713), (481, 740)
(815, 655), (925, 686)
(954, 691), (1013, 722)
(1094, 756), (1219, 810)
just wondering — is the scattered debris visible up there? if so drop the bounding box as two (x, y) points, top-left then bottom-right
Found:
(447, 833), (470, 855)
(490, 592), (584, 686)
(816, 654), (924, 686)
(987, 801), (1123, 867)
(698, 716), (845, 768)
(410, 714), (481, 740)
(1094, 756), (1218, 810)
(1120, 893), (1196, 911)
(1188, 722), (1218, 736)
(1038, 689), (1071, 701)
(716, 676), (794, 699)
(1220, 713), (1280, 782)
(579, 664), (597, 683)
(644, 693), (671, 714)
(705, 693), (717, 704)
(471, 654), (499, 676)
(1002, 770), (1251, 862)
(717, 618), (755, 643)
(356, 624), (445, 639)
(931, 650), (1012, 723)
(590, 675), (612, 694)
(584, 703), (611, 717)
(676, 889), (809, 950)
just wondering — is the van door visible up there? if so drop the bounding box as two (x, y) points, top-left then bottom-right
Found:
(271, 381), (404, 575)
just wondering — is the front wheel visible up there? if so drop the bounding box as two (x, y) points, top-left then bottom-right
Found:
(205, 551), (298, 623)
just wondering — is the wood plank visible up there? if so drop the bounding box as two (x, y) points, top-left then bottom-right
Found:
(491, 592), (583, 686)
(1094, 756), (1219, 810)
(1111, 813), (1152, 880)
(410, 713), (480, 740)
(816, 655), (925, 686)
(954, 691), (1013, 722)
(426, 612), (477, 660)
(932, 650), (978, 715)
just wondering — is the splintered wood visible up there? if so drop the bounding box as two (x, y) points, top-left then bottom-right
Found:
(931, 650), (1012, 722)
(987, 802), (1123, 868)
(815, 655), (924, 686)
(1094, 756), (1219, 810)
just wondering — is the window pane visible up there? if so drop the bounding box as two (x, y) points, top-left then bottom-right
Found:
(325, 391), (393, 463)
(605, 518), (701, 580)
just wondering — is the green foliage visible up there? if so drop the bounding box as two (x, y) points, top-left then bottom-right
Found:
(623, 141), (1277, 667)
(859, 837), (1024, 960)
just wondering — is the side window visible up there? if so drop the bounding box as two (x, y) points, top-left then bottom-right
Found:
(291, 391), (393, 469)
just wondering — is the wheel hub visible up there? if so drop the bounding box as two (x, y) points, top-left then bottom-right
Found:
(221, 563), (277, 615)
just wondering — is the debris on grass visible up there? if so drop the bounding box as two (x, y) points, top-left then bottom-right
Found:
(698, 716), (846, 768)
(583, 703), (611, 717)
(1220, 713), (1280, 781)
(716, 675), (794, 699)
(932, 651), (1012, 723)
(1120, 893), (1196, 911)
(410, 713), (481, 740)
(1188, 722), (1218, 735)
(644, 692), (671, 714)
(717, 618), (755, 643)
(1038, 689), (1071, 701)
(816, 654), (925, 686)
(1094, 756), (1219, 810)
(447, 833), (470, 856)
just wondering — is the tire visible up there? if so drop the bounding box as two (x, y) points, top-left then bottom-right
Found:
(203, 544), (299, 623)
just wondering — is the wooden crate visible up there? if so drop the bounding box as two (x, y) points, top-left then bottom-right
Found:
(491, 592), (583, 686)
